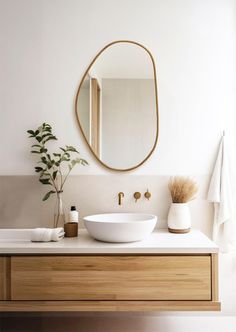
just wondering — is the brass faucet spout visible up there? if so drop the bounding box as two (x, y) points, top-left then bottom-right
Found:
(118, 192), (124, 205)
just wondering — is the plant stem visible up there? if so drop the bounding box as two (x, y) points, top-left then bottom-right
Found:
(59, 166), (63, 192)
(55, 192), (60, 228)
(61, 168), (72, 190)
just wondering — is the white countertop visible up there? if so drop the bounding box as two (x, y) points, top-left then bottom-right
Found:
(0, 228), (218, 254)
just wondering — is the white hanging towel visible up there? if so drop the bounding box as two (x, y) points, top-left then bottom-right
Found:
(207, 134), (234, 252)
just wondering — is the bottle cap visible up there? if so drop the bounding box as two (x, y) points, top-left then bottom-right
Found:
(71, 206), (76, 211)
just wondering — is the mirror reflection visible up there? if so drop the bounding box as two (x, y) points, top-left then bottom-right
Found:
(76, 41), (158, 171)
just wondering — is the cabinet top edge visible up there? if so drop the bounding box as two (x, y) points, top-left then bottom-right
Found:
(0, 229), (218, 254)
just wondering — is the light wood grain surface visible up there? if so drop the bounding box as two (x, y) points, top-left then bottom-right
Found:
(11, 255), (211, 301)
(0, 257), (11, 300)
(0, 300), (221, 312)
(211, 253), (219, 301)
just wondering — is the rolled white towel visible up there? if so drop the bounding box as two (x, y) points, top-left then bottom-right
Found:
(31, 228), (65, 242)
(51, 228), (65, 241)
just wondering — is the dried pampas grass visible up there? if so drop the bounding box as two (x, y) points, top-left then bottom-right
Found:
(168, 176), (198, 203)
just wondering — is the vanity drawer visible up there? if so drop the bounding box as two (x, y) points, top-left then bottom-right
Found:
(11, 255), (211, 301)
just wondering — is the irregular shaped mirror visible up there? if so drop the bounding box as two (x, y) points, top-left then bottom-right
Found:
(75, 40), (158, 171)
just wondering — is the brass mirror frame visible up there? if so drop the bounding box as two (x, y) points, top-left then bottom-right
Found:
(75, 40), (159, 172)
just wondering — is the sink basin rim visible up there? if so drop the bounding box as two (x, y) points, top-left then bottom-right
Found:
(83, 213), (157, 224)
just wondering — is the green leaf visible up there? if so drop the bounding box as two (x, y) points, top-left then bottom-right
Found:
(61, 157), (70, 162)
(81, 159), (89, 166)
(40, 157), (47, 164)
(35, 167), (43, 173)
(71, 159), (77, 167)
(43, 135), (57, 143)
(66, 146), (79, 153)
(70, 158), (89, 169)
(41, 133), (52, 139)
(35, 136), (42, 143)
(40, 171), (49, 178)
(31, 144), (41, 148)
(31, 151), (41, 154)
(40, 148), (48, 153)
(42, 190), (56, 201)
(27, 130), (35, 136)
(39, 178), (51, 185)
(60, 147), (66, 152)
(53, 153), (61, 157)
(43, 123), (51, 129)
(52, 171), (57, 180)
(69, 158), (84, 170)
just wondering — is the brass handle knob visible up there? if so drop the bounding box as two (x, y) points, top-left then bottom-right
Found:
(134, 192), (141, 202)
(144, 189), (151, 200)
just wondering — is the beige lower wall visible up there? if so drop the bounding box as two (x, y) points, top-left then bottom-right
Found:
(0, 175), (212, 236)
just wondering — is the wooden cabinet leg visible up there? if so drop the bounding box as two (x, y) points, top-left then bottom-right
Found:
(211, 253), (218, 301)
(0, 257), (11, 300)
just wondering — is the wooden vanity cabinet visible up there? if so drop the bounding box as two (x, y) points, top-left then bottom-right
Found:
(0, 257), (10, 300)
(0, 254), (220, 311)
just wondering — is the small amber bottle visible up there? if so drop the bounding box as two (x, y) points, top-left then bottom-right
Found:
(64, 206), (78, 237)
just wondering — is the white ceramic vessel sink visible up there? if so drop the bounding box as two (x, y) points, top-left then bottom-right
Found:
(83, 213), (157, 243)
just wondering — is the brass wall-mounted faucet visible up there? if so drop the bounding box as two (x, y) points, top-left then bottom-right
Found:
(118, 190), (151, 205)
(118, 192), (124, 205)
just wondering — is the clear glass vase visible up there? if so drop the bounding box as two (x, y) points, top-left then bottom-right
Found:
(54, 191), (66, 228)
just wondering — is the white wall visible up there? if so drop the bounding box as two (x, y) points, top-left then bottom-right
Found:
(1, 0), (235, 176)
(0, 0), (236, 330)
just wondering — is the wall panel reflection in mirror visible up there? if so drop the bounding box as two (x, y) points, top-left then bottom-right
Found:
(75, 40), (158, 171)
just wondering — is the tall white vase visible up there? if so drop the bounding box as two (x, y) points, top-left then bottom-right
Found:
(167, 203), (191, 233)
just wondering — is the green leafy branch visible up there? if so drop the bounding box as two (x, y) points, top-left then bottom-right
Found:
(27, 123), (88, 201)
